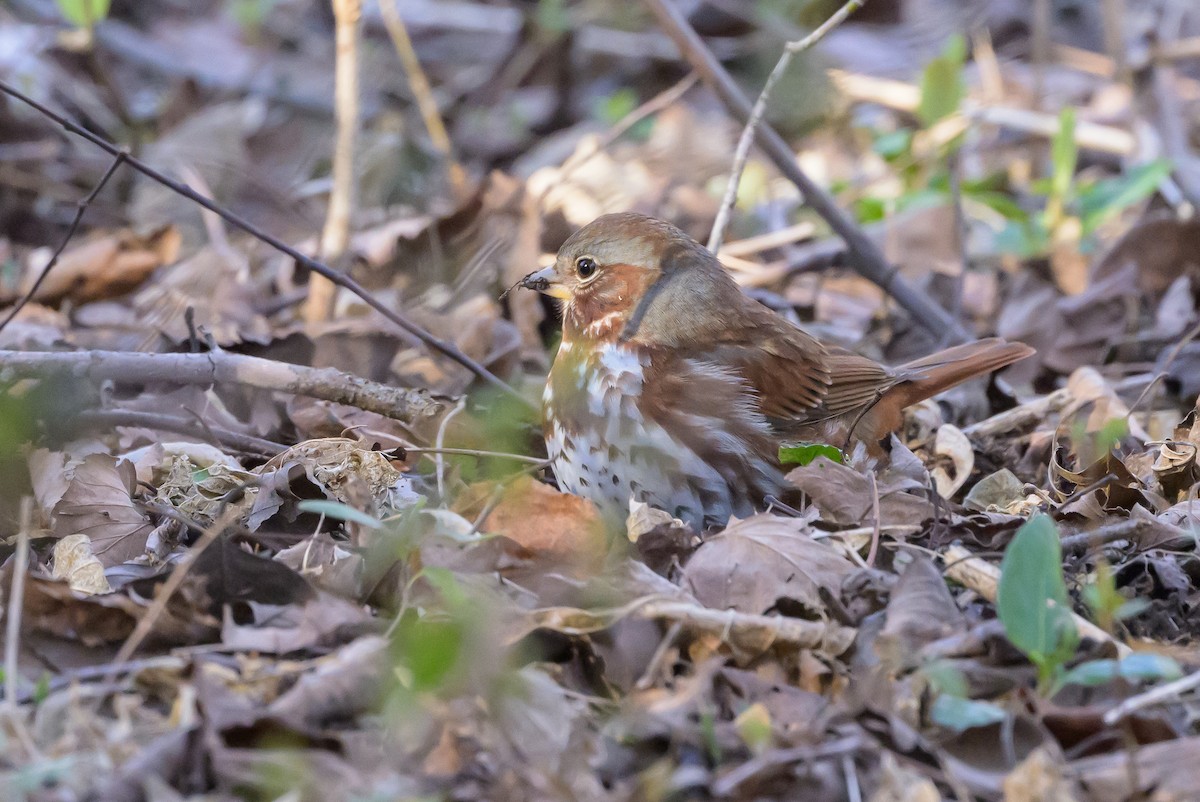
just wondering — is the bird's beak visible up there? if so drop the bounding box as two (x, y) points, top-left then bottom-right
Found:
(520, 266), (572, 300)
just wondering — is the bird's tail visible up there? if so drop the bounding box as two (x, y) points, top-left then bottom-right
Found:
(892, 338), (1034, 407)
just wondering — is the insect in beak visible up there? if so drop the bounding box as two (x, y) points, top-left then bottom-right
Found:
(519, 266), (572, 300)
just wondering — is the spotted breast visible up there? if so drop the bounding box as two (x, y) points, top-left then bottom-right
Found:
(543, 337), (785, 530)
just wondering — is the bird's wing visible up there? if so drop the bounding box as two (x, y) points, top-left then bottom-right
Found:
(810, 346), (900, 421)
(698, 315), (834, 420)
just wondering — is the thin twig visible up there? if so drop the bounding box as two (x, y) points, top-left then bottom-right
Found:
(533, 596), (852, 651)
(403, 446), (547, 465)
(1100, 0), (1128, 83)
(1059, 518), (1166, 556)
(18, 655), (186, 704)
(708, 0), (865, 252)
(435, 397), (467, 500)
(380, 0), (467, 193)
(4, 498), (32, 710)
(1103, 667), (1200, 725)
(641, 0), (969, 343)
(712, 735), (865, 796)
(635, 619), (683, 691)
(939, 544), (1131, 657)
(71, 409), (286, 457)
(719, 221), (815, 257)
(0, 79), (526, 405)
(1121, 319), (1200, 419)
(109, 504), (242, 669)
(0, 349), (441, 423)
(306, 0), (362, 324)
(0, 152), (126, 335)
(945, 149), (968, 345)
(866, 472), (881, 568)
(537, 71), (698, 208)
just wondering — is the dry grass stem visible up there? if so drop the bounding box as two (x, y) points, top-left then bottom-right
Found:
(305, 0), (363, 323)
(707, 0), (866, 253)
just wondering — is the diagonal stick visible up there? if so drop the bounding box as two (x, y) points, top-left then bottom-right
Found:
(0, 79), (529, 405)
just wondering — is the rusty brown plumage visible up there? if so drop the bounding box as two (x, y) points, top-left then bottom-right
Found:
(522, 213), (1033, 529)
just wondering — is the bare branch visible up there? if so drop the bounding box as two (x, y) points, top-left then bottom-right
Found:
(71, 409), (287, 458)
(642, 0), (971, 344)
(0, 152), (126, 335)
(709, 0), (865, 252)
(380, 0), (467, 193)
(0, 79), (527, 405)
(305, 0), (364, 324)
(0, 349), (441, 423)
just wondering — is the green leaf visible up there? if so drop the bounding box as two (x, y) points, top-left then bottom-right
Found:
(994, 218), (1049, 259)
(917, 35), (966, 126)
(779, 442), (845, 466)
(1049, 107), (1078, 205)
(734, 703), (773, 754)
(1060, 654), (1182, 688)
(854, 196), (889, 224)
(296, 499), (382, 529)
(395, 617), (464, 691)
(56, 0), (111, 28)
(1079, 160), (1172, 233)
(997, 514), (1079, 683)
(33, 673), (51, 704)
(922, 660), (969, 698)
(930, 695), (1007, 733)
(873, 129), (913, 160)
(895, 187), (946, 214)
(595, 88), (638, 126)
(963, 189), (1029, 222)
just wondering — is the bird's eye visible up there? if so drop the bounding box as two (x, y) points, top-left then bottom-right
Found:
(575, 256), (597, 279)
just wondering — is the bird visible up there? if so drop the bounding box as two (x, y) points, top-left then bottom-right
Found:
(520, 212), (1033, 531)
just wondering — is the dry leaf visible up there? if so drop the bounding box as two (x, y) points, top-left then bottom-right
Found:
(12, 226), (180, 304)
(931, 424), (974, 499)
(51, 454), (154, 568)
(788, 457), (934, 527)
(457, 476), (608, 569)
(51, 535), (112, 595)
(875, 557), (964, 671)
(682, 514), (856, 615)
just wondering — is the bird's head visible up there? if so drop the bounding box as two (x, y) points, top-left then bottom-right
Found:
(520, 212), (742, 346)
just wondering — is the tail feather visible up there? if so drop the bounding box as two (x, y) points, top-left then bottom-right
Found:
(892, 337), (1034, 408)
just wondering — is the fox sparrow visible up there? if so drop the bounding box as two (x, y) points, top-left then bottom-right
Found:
(521, 213), (1033, 530)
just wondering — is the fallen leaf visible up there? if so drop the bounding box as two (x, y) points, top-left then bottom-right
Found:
(787, 457), (934, 527)
(875, 557), (965, 671)
(10, 226), (180, 305)
(51, 535), (112, 595)
(931, 424), (974, 499)
(682, 514), (856, 615)
(221, 591), (371, 654)
(51, 454), (154, 567)
(456, 476), (608, 569)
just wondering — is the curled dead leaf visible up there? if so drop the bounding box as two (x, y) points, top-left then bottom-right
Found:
(51, 535), (112, 596)
(931, 424), (974, 499)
